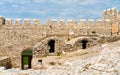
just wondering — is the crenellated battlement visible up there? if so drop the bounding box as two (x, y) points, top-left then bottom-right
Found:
(0, 7), (120, 35)
(103, 7), (119, 22)
(0, 18), (112, 28)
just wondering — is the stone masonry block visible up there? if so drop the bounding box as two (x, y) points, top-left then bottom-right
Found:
(52, 19), (57, 26)
(5, 19), (12, 26)
(60, 20), (65, 26)
(112, 7), (117, 14)
(80, 19), (87, 27)
(15, 18), (22, 26)
(67, 20), (73, 28)
(96, 19), (103, 26)
(24, 19), (31, 26)
(89, 19), (94, 26)
(34, 19), (40, 27)
(0, 16), (5, 25)
(73, 20), (78, 26)
(104, 19), (111, 27)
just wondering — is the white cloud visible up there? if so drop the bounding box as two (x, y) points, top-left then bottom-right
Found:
(2, 0), (31, 4)
(49, 0), (108, 5)
(1, 0), (109, 5)
(32, 0), (46, 2)
(0, 0), (112, 21)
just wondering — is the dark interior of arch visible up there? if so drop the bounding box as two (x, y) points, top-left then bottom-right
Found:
(48, 40), (55, 53)
(81, 40), (88, 49)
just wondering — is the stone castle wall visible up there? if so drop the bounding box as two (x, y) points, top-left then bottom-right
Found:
(0, 7), (120, 68)
(0, 7), (120, 37)
(0, 18), (114, 36)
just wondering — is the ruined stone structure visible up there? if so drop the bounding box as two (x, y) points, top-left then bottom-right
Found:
(0, 7), (120, 69)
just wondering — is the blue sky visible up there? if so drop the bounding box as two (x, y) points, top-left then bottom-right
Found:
(0, 0), (120, 23)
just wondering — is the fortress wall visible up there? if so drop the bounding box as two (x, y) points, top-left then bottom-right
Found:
(73, 20), (78, 26)
(96, 19), (103, 28)
(5, 19), (12, 27)
(0, 18), (111, 29)
(0, 24), (112, 68)
(80, 19), (87, 28)
(0, 7), (119, 68)
(104, 19), (111, 28)
(0, 7), (119, 30)
(33, 19), (41, 28)
(52, 19), (57, 28)
(67, 20), (73, 28)
(89, 19), (94, 27)
(15, 18), (22, 26)
(1, 8), (120, 69)
(0, 18), (114, 37)
(59, 20), (65, 28)
(103, 7), (118, 22)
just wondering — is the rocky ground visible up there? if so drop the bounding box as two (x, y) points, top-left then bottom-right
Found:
(0, 40), (120, 75)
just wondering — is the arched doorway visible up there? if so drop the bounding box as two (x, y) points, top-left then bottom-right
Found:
(48, 40), (55, 53)
(21, 49), (32, 70)
(81, 40), (88, 49)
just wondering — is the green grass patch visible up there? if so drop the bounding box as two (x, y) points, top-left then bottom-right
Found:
(75, 51), (89, 56)
(67, 51), (89, 58)
(38, 55), (47, 58)
(56, 56), (62, 59)
(57, 52), (62, 56)
(23, 57), (28, 65)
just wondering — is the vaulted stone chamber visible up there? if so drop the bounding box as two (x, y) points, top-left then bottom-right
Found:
(33, 37), (66, 57)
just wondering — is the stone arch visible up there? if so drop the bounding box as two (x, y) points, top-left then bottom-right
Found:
(74, 37), (89, 49)
(33, 37), (66, 57)
(67, 37), (98, 50)
(21, 48), (33, 70)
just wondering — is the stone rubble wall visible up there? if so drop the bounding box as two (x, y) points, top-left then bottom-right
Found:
(0, 56), (12, 69)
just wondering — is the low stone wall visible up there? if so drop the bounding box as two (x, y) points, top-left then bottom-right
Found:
(0, 56), (12, 69)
